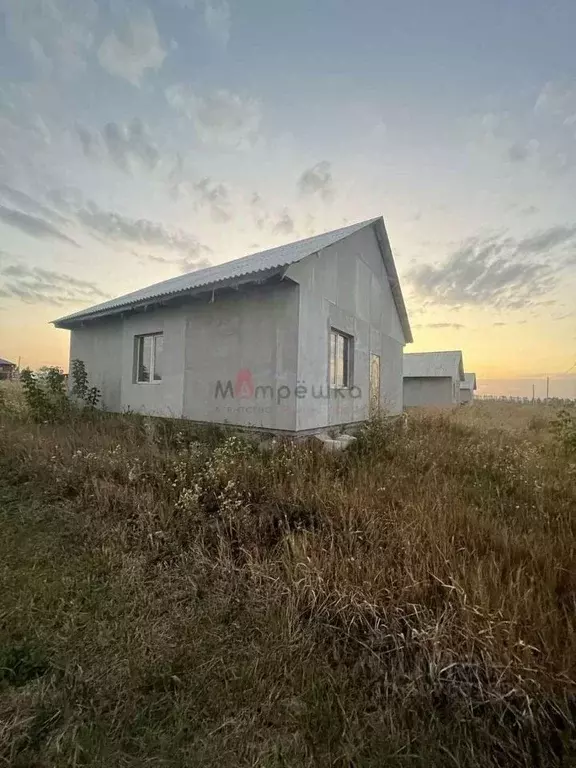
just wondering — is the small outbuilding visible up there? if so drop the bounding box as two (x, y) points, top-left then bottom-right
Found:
(403, 351), (465, 407)
(0, 358), (17, 380)
(54, 217), (412, 434)
(460, 372), (477, 404)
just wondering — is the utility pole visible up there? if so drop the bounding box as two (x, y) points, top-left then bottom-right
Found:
(546, 376), (550, 403)
(532, 383), (535, 404)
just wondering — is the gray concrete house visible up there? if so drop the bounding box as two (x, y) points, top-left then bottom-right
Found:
(54, 217), (412, 434)
(403, 351), (465, 407)
(460, 372), (477, 404)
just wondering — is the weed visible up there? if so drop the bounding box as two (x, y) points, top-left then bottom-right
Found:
(0, 403), (574, 766)
(551, 409), (576, 454)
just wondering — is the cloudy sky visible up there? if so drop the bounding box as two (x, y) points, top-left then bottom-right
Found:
(1, 0), (575, 398)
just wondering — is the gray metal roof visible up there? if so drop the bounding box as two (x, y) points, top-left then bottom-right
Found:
(53, 217), (413, 342)
(403, 351), (465, 381)
(0, 358), (15, 366)
(460, 372), (477, 390)
(55, 219), (377, 326)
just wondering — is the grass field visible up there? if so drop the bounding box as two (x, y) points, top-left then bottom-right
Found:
(1, 383), (575, 766)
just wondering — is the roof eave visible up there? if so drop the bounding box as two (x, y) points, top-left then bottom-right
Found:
(53, 268), (291, 329)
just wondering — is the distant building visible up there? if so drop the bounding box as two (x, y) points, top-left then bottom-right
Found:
(53, 218), (413, 434)
(403, 351), (465, 407)
(0, 358), (17, 380)
(460, 372), (477, 404)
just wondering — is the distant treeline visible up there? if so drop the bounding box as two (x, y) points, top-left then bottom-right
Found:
(477, 394), (576, 406)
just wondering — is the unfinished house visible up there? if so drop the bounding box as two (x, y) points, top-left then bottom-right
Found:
(460, 372), (477, 404)
(53, 217), (412, 435)
(403, 351), (465, 407)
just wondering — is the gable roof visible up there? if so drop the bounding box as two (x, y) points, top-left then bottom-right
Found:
(460, 372), (477, 390)
(53, 217), (412, 342)
(0, 358), (15, 366)
(403, 351), (465, 381)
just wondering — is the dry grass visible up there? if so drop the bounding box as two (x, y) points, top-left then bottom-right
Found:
(0, 400), (575, 766)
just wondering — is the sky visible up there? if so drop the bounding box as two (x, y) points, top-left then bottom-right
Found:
(0, 0), (575, 399)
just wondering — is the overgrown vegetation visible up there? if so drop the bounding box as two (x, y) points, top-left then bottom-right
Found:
(15, 360), (100, 422)
(551, 409), (576, 454)
(0, 391), (575, 766)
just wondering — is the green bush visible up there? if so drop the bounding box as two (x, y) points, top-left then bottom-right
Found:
(551, 409), (576, 453)
(70, 358), (101, 408)
(19, 360), (100, 422)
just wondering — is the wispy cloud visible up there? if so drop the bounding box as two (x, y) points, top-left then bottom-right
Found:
(193, 177), (232, 222)
(298, 161), (335, 202)
(0, 204), (77, 246)
(166, 86), (262, 149)
(507, 139), (539, 164)
(201, 0), (231, 47)
(407, 225), (576, 310)
(0, 254), (107, 307)
(76, 119), (159, 173)
(516, 224), (576, 255)
(0, 183), (69, 226)
(3, 0), (98, 78)
(97, 9), (166, 87)
(273, 210), (295, 236)
(68, 200), (212, 273)
(534, 81), (576, 117)
(473, 83), (576, 174)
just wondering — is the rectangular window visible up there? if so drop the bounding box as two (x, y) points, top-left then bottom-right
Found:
(329, 329), (352, 388)
(135, 333), (163, 383)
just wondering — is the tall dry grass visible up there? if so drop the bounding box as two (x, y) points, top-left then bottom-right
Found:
(0, 400), (575, 766)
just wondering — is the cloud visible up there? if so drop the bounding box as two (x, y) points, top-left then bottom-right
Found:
(3, 0), (98, 78)
(202, 0), (231, 47)
(76, 119), (159, 173)
(71, 200), (212, 273)
(0, 183), (69, 227)
(76, 123), (98, 158)
(97, 9), (167, 86)
(406, 227), (574, 310)
(507, 139), (539, 163)
(273, 210), (295, 236)
(534, 81), (576, 117)
(167, 158), (233, 221)
(193, 177), (232, 222)
(426, 322), (464, 330)
(516, 224), (576, 255)
(298, 161), (335, 201)
(0, 255), (107, 307)
(166, 86), (262, 148)
(0, 204), (77, 246)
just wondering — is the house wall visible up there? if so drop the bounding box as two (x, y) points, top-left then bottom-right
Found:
(70, 318), (123, 411)
(286, 224), (405, 432)
(70, 307), (186, 417)
(460, 388), (473, 404)
(69, 285), (299, 427)
(121, 307), (187, 417)
(403, 377), (454, 407)
(182, 282), (299, 431)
